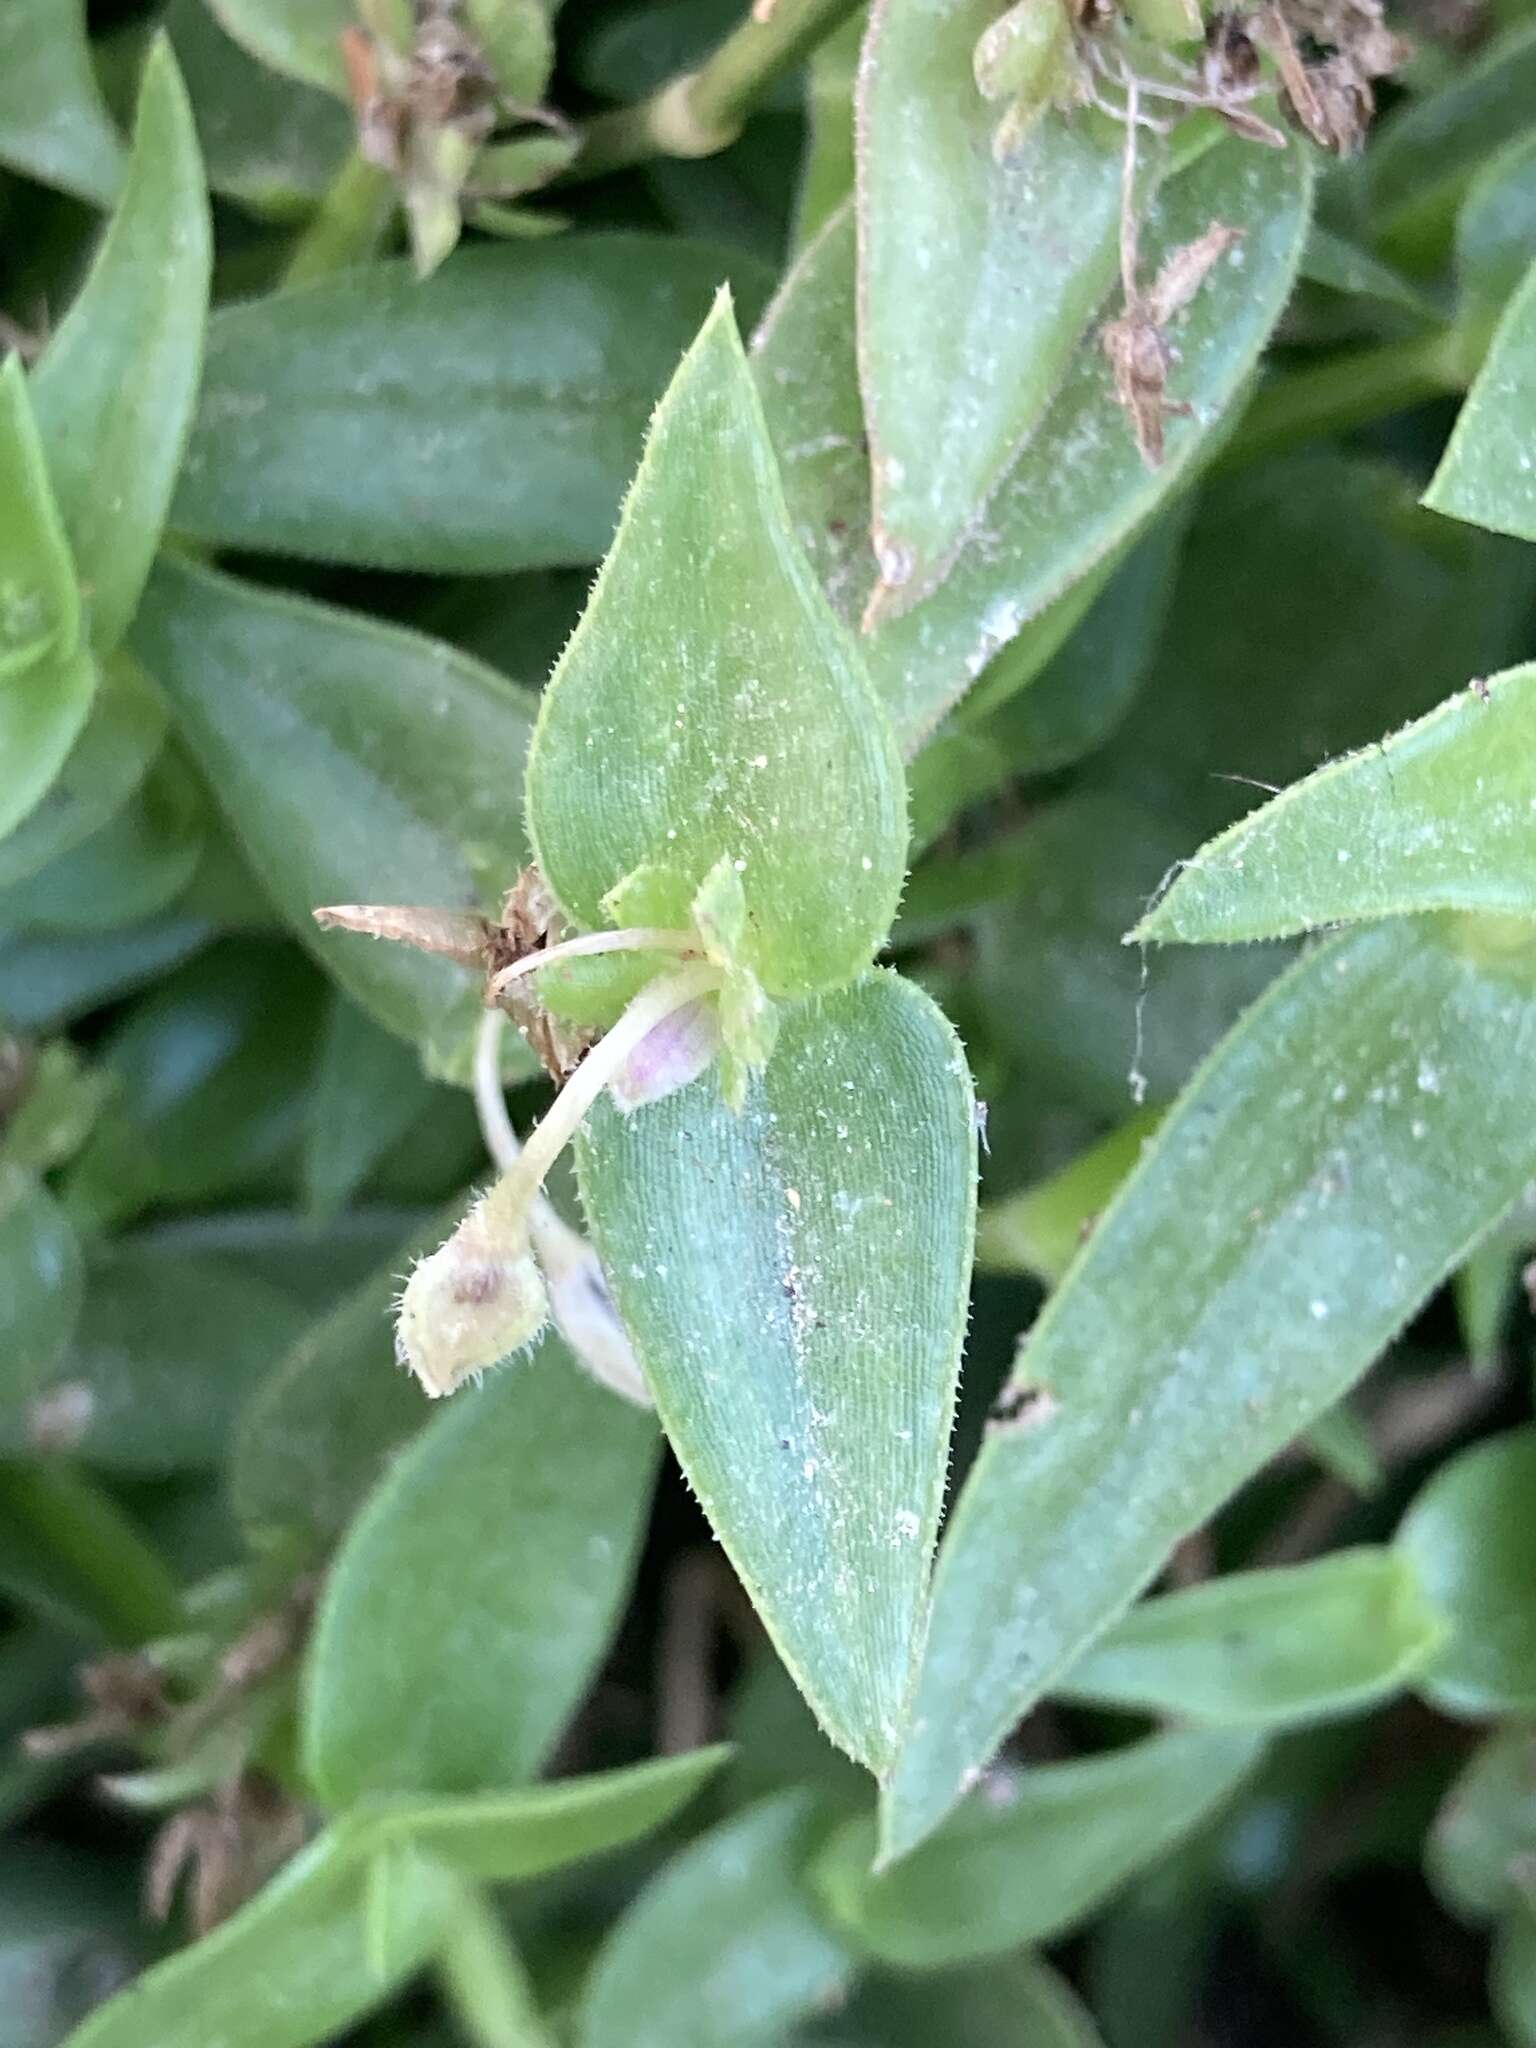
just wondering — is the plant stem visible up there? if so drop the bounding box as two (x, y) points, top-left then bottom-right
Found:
(489, 926), (697, 1001)
(0, 1460), (181, 1646)
(281, 150), (395, 289)
(567, 0), (862, 182)
(471, 1007), (655, 1409)
(484, 963), (721, 1230)
(437, 1881), (556, 2048)
(1226, 328), (1470, 468)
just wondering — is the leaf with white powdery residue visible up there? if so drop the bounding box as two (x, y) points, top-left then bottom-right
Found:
(881, 913), (1536, 1859)
(577, 971), (975, 1773)
(753, 137), (1312, 751)
(526, 290), (906, 1002)
(30, 38), (210, 657)
(1134, 663), (1536, 945)
(856, 0), (1124, 617)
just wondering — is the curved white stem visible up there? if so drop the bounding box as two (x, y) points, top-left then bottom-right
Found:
(489, 926), (698, 1002)
(485, 961), (721, 1234)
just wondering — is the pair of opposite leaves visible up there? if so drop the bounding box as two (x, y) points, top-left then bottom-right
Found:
(341, 295), (979, 1781)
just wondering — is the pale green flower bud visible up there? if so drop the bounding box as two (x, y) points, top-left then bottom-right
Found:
(396, 1196), (549, 1398)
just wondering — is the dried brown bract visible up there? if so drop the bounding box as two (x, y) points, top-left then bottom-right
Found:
(22, 1653), (169, 1760)
(147, 1774), (307, 1935)
(344, 0), (498, 180)
(491, 867), (597, 1083)
(1103, 222), (1243, 465)
(409, 0), (499, 133)
(1253, 0), (1407, 154)
(1202, 14), (1289, 144)
(314, 865), (595, 1084)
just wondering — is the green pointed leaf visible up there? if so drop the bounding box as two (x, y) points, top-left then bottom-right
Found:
(0, 0), (125, 205)
(807, 1954), (1107, 2048)
(0, 653), (167, 891)
(820, 1728), (1261, 1969)
(344, 1748), (731, 1881)
(0, 1240), (306, 1474)
(0, 1166), (83, 1415)
(856, 0), (1121, 613)
(1427, 1723), (1536, 1924)
(577, 972), (974, 1771)
(1057, 1549), (1446, 1726)
(1397, 1426), (1536, 1718)
(62, 1825), (456, 2048)
(303, 1340), (658, 1803)
(753, 138), (1311, 751)
(30, 39), (210, 657)
(1134, 664), (1536, 946)
(133, 554), (537, 1073)
(577, 1793), (853, 2048)
(172, 239), (772, 573)
(883, 914), (1536, 1859)
(527, 294), (906, 999)
(1425, 257), (1536, 543)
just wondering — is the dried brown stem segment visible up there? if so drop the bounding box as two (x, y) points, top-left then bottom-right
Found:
(313, 901), (492, 965)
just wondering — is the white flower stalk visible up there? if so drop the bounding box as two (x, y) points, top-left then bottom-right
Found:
(487, 925), (698, 1006)
(396, 963), (720, 1399)
(472, 1007), (653, 1406)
